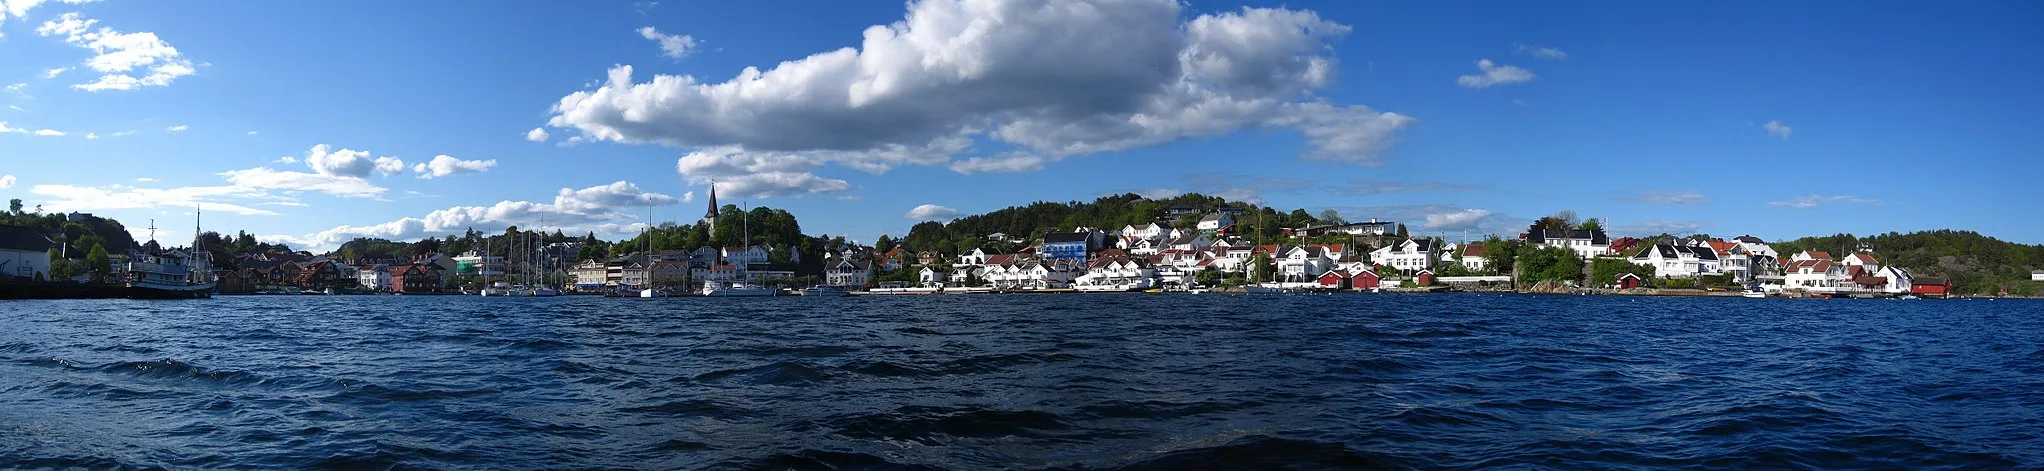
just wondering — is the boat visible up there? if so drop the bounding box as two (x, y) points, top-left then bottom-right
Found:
(1243, 284), (1288, 294)
(531, 287), (559, 297)
(1742, 291), (1766, 298)
(481, 281), (512, 297)
(703, 280), (777, 297)
(638, 288), (669, 298)
(1898, 294), (1918, 300)
(125, 210), (216, 299)
(797, 285), (849, 297)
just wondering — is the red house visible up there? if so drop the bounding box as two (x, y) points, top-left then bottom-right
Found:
(1414, 269), (1435, 286)
(1616, 272), (1643, 289)
(1350, 270), (1381, 290)
(1317, 270), (1350, 289)
(391, 264), (443, 294)
(1911, 277), (1951, 298)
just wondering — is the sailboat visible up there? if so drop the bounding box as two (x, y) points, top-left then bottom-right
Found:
(529, 212), (558, 297)
(479, 236), (509, 296)
(638, 202), (668, 298)
(1243, 207), (1286, 294)
(703, 197), (776, 297)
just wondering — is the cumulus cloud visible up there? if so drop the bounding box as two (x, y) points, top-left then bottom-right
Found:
(542, 0), (1414, 190)
(675, 147), (853, 198)
(1456, 59), (1533, 88)
(1769, 194), (1877, 209)
(0, 174), (14, 189)
(1763, 120), (1792, 139)
(524, 127), (549, 142)
(36, 12), (197, 91)
(636, 26), (698, 59)
(285, 181), (678, 250)
(220, 167), (388, 198)
(1513, 43), (1567, 60)
(1424, 209), (1493, 230)
(904, 204), (960, 221)
(411, 155), (498, 179)
(33, 129), (64, 136)
(1633, 189), (1706, 205)
(302, 144), (404, 178)
(43, 67), (70, 78)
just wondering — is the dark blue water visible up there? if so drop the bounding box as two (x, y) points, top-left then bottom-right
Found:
(3, 294), (2041, 470)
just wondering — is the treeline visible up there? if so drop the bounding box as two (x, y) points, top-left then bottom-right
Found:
(890, 193), (1367, 256)
(1773, 230), (2044, 295)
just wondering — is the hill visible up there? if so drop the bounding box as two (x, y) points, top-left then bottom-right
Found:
(892, 193), (1383, 256)
(1772, 230), (2044, 296)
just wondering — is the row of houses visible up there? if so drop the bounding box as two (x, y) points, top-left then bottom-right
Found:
(568, 245), (795, 291)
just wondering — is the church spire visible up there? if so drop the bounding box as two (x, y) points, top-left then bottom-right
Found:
(701, 182), (719, 234)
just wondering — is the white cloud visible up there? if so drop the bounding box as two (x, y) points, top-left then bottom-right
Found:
(3, 82), (25, 95)
(301, 144), (403, 178)
(1456, 59), (1534, 88)
(287, 180), (678, 250)
(948, 153), (1046, 174)
(29, 183), (281, 216)
(1769, 194), (1877, 209)
(42, 67), (70, 79)
(1423, 209), (1492, 230)
(636, 26), (698, 59)
(220, 167), (388, 198)
(524, 127), (549, 142)
(245, 130), (258, 136)
(680, 191), (694, 203)
(411, 154), (498, 179)
(1513, 43), (1567, 60)
(543, 1), (1413, 185)
(166, 124), (187, 133)
(33, 129), (64, 136)
(1634, 189), (1706, 205)
(82, 132), (97, 139)
(1763, 120), (1792, 139)
(0, 174), (14, 189)
(905, 204), (960, 221)
(272, 155), (298, 164)
(36, 12), (196, 91)
(1611, 220), (1706, 237)
(675, 146), (852, 198)
(135, 177), (155, 182)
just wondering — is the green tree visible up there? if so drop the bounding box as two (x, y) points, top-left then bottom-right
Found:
(1396, 224), (1409, 238)
(8, 198), (21, 214)
(1579, 218), (1604, 233)
(1249, 252), (1275, 283)
(1482, 237), (1522, 275)
(875, 234), (896, 253)
(1518, 246), (1583, 284)
(1590, 257), (1654, 287)
(1317, 209), (1346, 226)
(86, 244), (110, 283)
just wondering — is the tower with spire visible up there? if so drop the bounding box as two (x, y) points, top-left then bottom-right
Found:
(701, 183), (719, 234)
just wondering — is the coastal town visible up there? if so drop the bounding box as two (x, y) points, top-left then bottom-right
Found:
(6, 191), (2032, 300)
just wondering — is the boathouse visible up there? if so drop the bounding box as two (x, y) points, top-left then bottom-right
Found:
(1616, 272), (1643, 289)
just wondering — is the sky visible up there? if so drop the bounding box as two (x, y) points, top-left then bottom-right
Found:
(2, 0), (2039, 251)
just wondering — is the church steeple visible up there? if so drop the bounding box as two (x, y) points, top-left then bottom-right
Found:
(701, 183), (718, 233)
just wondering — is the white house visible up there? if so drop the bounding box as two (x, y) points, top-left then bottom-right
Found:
(0, 225), (56, 280)
(723, 246), (769, 267)
(1370, 239), (1437, 275)
(1630, 243), (1721, 278)
(1522, 227), (1610, 260)
(983, 261), (1078, 290)
(1121, 223), (1168, 241)
(917, 266), (945, 287)
(1842, 252), (1880, 271)
(2033, 270), (2044, 282)
(1195, 212), (1234, 234)
(956, 248), (989, 267)
(1791, 250), (1835, 262)
(1165, 233), (1211, 252)
(1871, 266), (1914, 294)
(1074, 258), (1161, 290)
(1294, 219), (1397, 237)
(1784, 259), (1846, 292)
(1459, 243), (1488, 272)
(357, 265), (391, 291)
(1276, 246), (1336, 282)
(826, 258), (872, 287)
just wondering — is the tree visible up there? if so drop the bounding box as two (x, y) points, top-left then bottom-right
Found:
(1396, 224), (1409, 238)
(86, 244), (110, 283)
(875, 234), (896, 253)
(7, 199), (21, 214)
(1249, 252), (1275, 283)
(1481, 237), (1522, 275)
(1578, 217), (1604, 233)
(1518, 246), (1583, 284)
(1317, 209), (1346, 226)
(1590, 257), (1653, 287)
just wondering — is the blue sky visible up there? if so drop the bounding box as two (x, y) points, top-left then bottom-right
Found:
(2, 0), (2038, 250)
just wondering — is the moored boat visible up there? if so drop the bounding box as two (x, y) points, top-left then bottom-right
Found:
(125, 211), (216, 299)
(797, 285), (849, 297)
(703, 280), (777, 297)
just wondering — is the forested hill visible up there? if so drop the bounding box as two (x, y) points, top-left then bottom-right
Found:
(1773, 230), (2044, 296)
(893, 193), (1370, 256)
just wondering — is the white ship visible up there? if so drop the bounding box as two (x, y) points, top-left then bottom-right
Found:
(125, 211), (215, 299)
(702, 280), (777, 297)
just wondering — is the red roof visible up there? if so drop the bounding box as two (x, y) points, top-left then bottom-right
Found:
(1706, 240), (1736, 255)
(1806, 250), (1834, 260)
(1849, 253), (1879, 263)
(985, 254), (1017, 265)
(1462, 242), (1486, 258)
(1309, 243), (1345, 254)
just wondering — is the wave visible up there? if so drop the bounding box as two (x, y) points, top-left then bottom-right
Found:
(692, 361), (832, 386)
(1110, 436), (1405, 470)
(821, 406), (1074, 445)
(723, 450), (946, 471)
(96, 358), (267, 386)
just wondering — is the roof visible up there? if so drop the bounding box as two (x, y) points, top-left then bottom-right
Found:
(1523, 226), (1610, 245)
(0, 225), (54, 253)
(1806, 250), (1833, 260)
(1043, 232), (1090, 243)
(1848, 253), (1879, 263)
(1706, 240), (1737, 255)
(1199, 213), (1226, 222)
(985, 254), (1018, 265)
(1735, 235), (1766, 244)
(1462, 243), (1486, 258)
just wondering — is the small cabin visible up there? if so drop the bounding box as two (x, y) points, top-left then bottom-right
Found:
(1414, 269), (1435, 286)
(1910, 277), (1951, 298)
(1316, 271), (1350, 289)
(1350, 270), (1381, 290)
(1616, 273), (1643, 289)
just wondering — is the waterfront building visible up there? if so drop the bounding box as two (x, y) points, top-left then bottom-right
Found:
(1370, 239), (1437, 275)
(1521, 226), (1611, 259)
(572, 260), (607, 290)
(1294, 219), (1397, 237)
(1460, 243), (1488, 272)
(0, 225), (55, 280)
(825, 258), (872, 287)
(1630, 243), (1721, 279)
